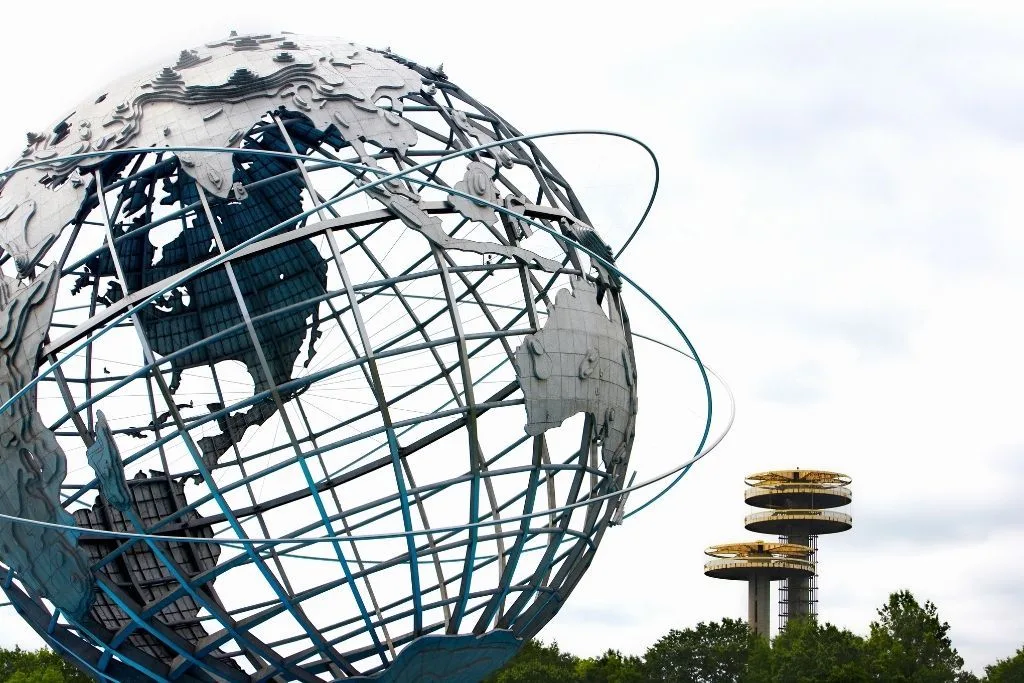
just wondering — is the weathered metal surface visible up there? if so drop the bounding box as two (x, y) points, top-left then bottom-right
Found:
(73, 472), (228, 664)
(0, 265), (93, 618)
(447, 161), (501, 226)
(351, 630), (521, 683)
(516, 277), (637, 468)
(86, 411), (132, 512)
(0, 34), (422, 273)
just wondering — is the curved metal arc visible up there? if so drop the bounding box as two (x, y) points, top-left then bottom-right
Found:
(0, 130), (716, 546)
(0, 430), (717, 546)
(0, 130), (652, 418)
(0, 128), (658, 259)
(0, 575), (126, 682)
(310, 298), (734, 516)
(611, 148), (658, 260)
(318, 162), (717, 520)
(13, 140), (711, 524)
(621, 333), (736, 519)
(252, 149), (715, 520)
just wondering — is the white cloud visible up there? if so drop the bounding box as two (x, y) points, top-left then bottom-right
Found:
(0, 0), (1021, 676)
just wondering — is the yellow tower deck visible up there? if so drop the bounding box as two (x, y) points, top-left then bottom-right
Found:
(744, 509), (852, 535)
(744, 469), (852, 509)
(704, 541), (814, 637)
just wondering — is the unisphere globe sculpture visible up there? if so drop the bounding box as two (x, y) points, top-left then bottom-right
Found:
(0, 33), (667, 682)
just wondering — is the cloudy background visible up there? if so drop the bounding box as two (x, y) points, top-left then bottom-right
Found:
(1, 0), (1022, 675)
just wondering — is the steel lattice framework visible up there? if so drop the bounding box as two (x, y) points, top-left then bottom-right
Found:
(0, 34), (725, 683)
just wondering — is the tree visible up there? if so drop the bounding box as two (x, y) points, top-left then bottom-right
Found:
(742, 633), (773, 683)
(6, 667), (66, 683)
(485, 639), (582, 683)
(0, 647), (91, 683)
(576, 649), (646, 683)
(769, 617), (869, 683)
(867, 590), (969, 683)
(643, 617), (761, 682)
(985, 645), (1024, 683)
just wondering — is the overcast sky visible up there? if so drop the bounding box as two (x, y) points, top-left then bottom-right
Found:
(1, 0), (1022, 676)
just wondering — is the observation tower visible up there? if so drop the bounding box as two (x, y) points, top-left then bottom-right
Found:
(743, 470), (853, 628)
(703, 541), (814, 637)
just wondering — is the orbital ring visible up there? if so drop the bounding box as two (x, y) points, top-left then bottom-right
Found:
(0, 131), (725, 544)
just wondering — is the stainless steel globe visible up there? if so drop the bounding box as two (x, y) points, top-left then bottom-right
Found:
(0, 33), (642, 682)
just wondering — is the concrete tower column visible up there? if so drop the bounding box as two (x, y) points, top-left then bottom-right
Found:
(748, 574), (771, 637)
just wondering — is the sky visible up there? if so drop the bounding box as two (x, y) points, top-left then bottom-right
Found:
(1, 0), (1023, 676)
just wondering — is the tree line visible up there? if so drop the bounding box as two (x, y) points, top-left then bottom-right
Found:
(486, 591), (1024, 682)
(1, 591), (1021, 681)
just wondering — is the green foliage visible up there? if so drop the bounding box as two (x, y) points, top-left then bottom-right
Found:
(643, 617), (759, 682)
(769, 617), (869, 683)
(866, 590), (969, 683)
(0, 647), (90, 683)
(576, 649), (645, 683)
(742, 634), (773, 683)
(6, 668), (65, 683)
(985, 646), (1024, 683)
(485, 640), (647, 683)
(484, 639), (582, 683)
